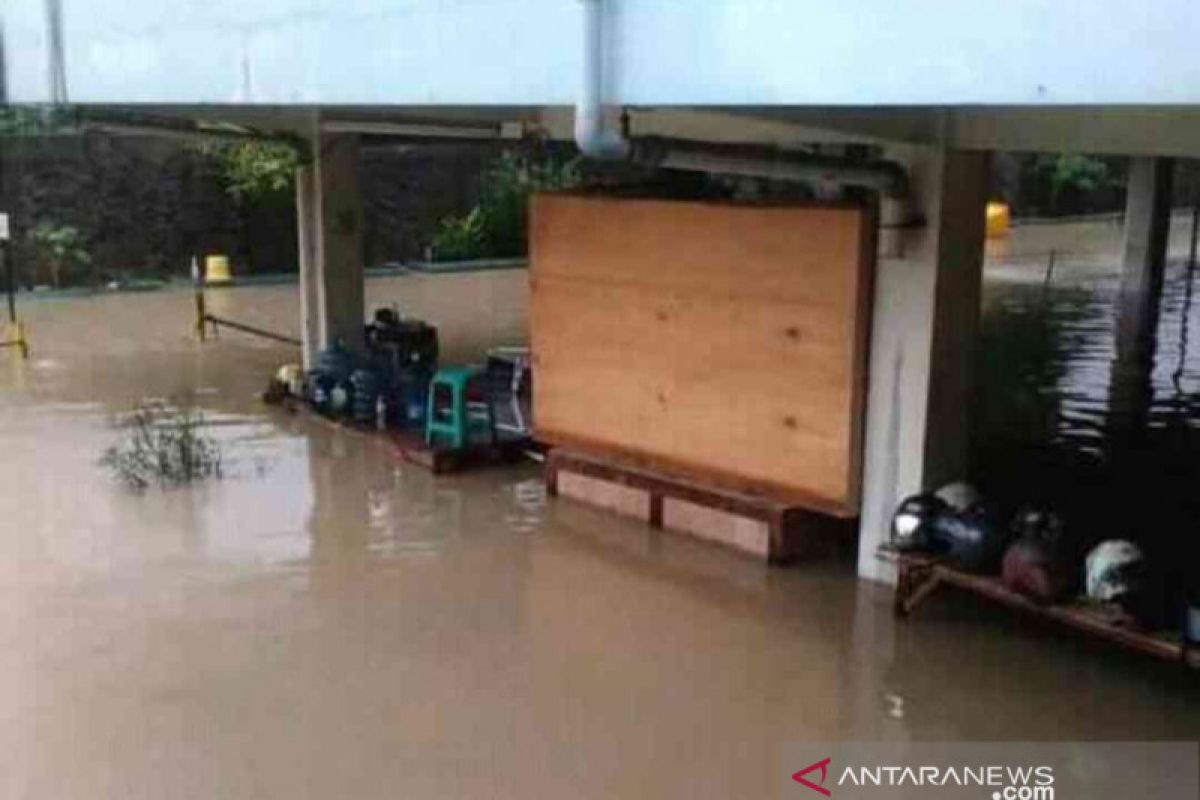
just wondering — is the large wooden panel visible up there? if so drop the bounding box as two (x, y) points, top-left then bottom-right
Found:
(530, 194), (875, 514)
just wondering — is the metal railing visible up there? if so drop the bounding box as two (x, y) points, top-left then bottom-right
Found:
(192, 259), (300, 348)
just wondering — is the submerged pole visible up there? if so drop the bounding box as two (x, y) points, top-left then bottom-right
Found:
(192, 255), (207, 342)
(1109, 157), (1175, 456)
(4, 239), (15, 324)
(0, 27), (27, 359)
(1189, 203), (1200, 272)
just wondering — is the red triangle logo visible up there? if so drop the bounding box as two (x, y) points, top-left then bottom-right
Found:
(792, 757), (832, 796)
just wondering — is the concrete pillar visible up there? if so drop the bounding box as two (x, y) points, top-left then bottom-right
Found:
(856, 148), (990, 583)
(1109, 157), (1174, 449)
(1120, 157), (1174, 300)
(295, 129), (365, 366)
(313, 134), (366, 354)
(295, 162), (320, 369)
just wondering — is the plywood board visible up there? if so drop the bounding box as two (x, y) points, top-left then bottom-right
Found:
(531, 194), (874, 514)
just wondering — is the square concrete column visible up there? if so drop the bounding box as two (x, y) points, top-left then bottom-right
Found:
(857, 148), (990, 583)
(1109, 157), (1174, 446)
(296, 130), (366, 367)
(1120, 157), (1174, 301)
(314, 134), (366, 354)
(295, 161), (320, 368)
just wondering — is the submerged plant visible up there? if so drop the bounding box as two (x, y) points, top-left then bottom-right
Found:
(100, 401), (223, 490)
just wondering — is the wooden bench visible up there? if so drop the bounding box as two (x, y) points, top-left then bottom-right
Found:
(886, 548), (1198, 668)
(546, 448), (852, 563)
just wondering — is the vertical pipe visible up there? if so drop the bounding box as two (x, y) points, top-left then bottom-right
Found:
(4, 242), (16, 324)
(191, 255), (207, 342)
(0, 18), (8, 105)
(1042, 248), (1057, 289)
(1189, 203), (1200, 271)
(0, 22), (9, 328)
(0, 35), (22, 359)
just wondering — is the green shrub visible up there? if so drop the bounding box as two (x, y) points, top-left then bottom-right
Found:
(430, 207), (488, 262)
(25, 222), (91, 288)
(1037, 154), (1115, 199)
(196, 140), (300, 201)
(430, 151), (581, 261)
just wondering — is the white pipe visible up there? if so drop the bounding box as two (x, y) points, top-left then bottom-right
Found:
(575, 0), (630, 159)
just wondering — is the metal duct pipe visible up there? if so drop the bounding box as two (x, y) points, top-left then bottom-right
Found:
(573, 0), (907, 197)
(630, 136), (908, 197)
(321, 120), (507, 140)
(82, 121), (269, 144)
(76, 111), (307, 152)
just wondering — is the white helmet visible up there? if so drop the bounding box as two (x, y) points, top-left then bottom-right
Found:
(1085, 540), (1144, 602)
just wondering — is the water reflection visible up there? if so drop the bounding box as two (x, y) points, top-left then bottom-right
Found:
(973, 260), (1200, 582)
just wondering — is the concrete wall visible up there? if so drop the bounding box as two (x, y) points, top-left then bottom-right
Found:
(857, 148), (989, 583)
(7, 0), (1200, 106)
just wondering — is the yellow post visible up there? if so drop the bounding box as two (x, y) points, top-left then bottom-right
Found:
(985, 201), (1011, 239)
(14, 321), (28, 360)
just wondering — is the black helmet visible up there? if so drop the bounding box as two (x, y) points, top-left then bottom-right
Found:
(890, 493), (948, 552)
(932, 503), (1008, 573)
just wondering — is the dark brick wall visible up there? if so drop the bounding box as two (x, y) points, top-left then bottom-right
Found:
(360, 142), (498, 266)
(0, 134), (491, 286)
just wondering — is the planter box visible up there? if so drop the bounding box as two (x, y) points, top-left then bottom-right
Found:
(407, 257), (528, 274)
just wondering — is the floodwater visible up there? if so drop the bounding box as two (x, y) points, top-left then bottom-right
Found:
(975, 220), (1200, 589)
(0, 267), (1196, 799)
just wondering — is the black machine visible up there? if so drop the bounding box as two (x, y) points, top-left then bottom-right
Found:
(366, 307), (438, 375)
(304, 308), (439, 427)
(365, 308), (439, 426)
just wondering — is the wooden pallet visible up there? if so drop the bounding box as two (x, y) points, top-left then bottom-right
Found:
(546, 448), (852, 563)
(388, 428), (534, 474)
(278, 398), (536, 475)
(886, 548), (1198, 668)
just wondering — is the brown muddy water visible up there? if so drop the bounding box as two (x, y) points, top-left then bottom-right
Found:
(0, 269), (1196, 799)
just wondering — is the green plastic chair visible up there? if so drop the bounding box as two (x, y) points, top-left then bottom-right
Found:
(425, 364), (497, 450)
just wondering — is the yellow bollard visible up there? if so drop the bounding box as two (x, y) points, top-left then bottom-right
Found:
(204, 254), (233, 285)
(4, 320), (29, 359)
(985, 202), (1011, 239)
